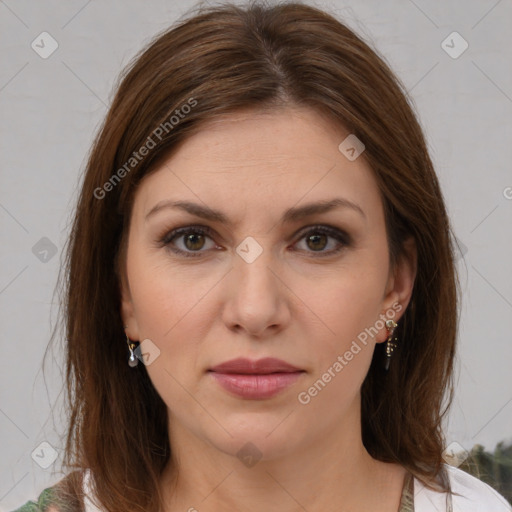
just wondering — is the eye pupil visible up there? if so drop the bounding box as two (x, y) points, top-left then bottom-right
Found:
(185, 233), (205, 250)
(306, 233), (327, 251)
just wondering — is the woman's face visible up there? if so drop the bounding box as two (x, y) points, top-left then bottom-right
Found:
(121, 107), (415, 462)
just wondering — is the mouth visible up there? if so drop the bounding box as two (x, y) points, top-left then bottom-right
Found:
(208, 358), (305, 399)
(209, 357), (303, 374)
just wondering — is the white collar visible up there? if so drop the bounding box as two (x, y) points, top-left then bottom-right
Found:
(414, 463), (511, 512)
(82, 470), (103, 512)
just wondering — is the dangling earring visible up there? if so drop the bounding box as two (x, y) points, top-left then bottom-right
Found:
(384, 319), (398, 371)
(125, 330), (140, 368)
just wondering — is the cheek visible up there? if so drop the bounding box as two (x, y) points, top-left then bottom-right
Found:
(295, 272), (384, 416)
(310, 260), (388, 348)
(125, 250), (207, 403)
(125, 245), (220, 386)
(126, 244), (210, 337)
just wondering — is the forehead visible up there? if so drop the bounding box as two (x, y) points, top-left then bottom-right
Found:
(132, 107), (383, 226)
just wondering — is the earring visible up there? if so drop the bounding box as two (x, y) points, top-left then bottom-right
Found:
(384, 319), (398, 371)
(125, 330), (140, 368)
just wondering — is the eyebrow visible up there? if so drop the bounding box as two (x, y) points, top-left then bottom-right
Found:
(145, 198), (366, 225)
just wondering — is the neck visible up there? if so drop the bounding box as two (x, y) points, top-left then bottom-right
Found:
(159, 412), (406, 512)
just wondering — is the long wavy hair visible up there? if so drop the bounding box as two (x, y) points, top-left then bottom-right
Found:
(47, 1), (459, 510)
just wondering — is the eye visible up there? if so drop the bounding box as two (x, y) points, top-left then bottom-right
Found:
(160, 226), (218, 257)
(159, 224), (350, 258)
(292, 225), (350, 256)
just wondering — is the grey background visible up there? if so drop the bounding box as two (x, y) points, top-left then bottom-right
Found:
(1, 0), (511, 509)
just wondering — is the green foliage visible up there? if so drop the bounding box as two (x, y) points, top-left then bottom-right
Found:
(458, 441), (512, 505)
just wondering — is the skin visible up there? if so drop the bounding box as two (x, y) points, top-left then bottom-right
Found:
(121, 106), (417, 512)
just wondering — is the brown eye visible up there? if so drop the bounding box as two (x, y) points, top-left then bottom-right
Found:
(183, 233), (206, 251)
(305, 233), (328, 251)
(161, 226), (217, 257)
(293, 226), (350, 257)
(161, 224), (349, 259)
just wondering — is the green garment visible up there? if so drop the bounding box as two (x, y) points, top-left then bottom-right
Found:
(399, 471), (415, 511)
(10, 485), (66, 512)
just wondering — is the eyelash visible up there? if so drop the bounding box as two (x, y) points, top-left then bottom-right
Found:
(159, 224), (351, 258)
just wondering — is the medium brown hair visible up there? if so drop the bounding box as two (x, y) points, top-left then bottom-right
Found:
(50, 1), (459, 510)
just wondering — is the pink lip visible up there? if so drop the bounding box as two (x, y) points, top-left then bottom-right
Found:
(209, 357), (302, 374)
(208, 358), (305, 400)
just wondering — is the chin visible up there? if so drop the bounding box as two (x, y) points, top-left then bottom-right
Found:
(205, 413), (305, 463)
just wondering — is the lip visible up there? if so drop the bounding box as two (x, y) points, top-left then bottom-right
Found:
(209, 357), (302, 374)
(208, 358), (305, 400)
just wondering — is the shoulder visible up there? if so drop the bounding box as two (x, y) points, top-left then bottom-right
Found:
(414, 463), (511, 512)
(445, 464), (511, 510)
(81, 469), (103, 512)
(10, 470), (86, 512)
(10, 486), (63, 512)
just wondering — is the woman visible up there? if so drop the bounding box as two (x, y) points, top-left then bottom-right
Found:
(12, 1), (511, 511)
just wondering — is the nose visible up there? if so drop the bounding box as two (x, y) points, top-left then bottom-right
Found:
(221, 246), (291, 338)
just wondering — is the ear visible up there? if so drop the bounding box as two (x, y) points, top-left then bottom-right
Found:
(119, 254), (140, 341)
(376, 236), (417, 343)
